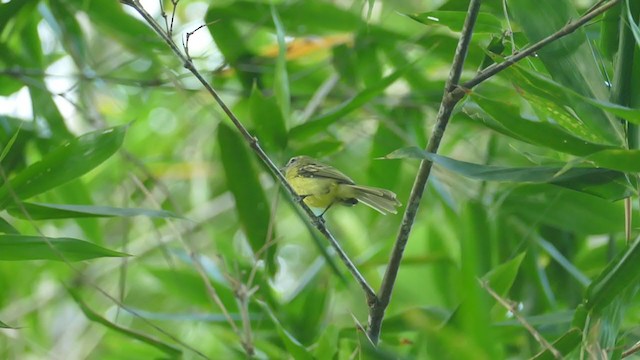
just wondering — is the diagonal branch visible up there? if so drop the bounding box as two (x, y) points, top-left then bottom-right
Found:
(367, 0), (621, 345)
(122, 0), (377, 304)
(366, 0), (482, 345)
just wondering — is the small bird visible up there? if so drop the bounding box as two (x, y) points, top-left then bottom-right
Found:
(283, 156), (401, 216)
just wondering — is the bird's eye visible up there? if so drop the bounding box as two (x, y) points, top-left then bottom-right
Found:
(287, 157), (297, 166)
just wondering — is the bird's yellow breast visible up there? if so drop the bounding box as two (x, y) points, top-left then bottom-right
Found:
(287, 175), (338, 208)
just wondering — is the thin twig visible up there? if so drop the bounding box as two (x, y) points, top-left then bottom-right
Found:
(479, 279), (562, 359)
(623, 340), (640, 358)
(366, 0), (482, 345)
(456, 0), (620, 93)
(123, 0), (377, 304)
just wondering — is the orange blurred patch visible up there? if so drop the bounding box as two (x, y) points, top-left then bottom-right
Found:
(261, 34), (353, 60)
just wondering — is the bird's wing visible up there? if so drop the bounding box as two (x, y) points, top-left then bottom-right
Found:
(298, 163), (355, 184)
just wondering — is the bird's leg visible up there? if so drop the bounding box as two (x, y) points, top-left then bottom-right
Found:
(318, 202), (334, 219)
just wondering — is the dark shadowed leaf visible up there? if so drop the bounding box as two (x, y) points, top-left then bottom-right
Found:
(217, 123), (273, 259)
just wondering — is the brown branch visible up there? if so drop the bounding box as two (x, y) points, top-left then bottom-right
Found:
(122, 0), (377, 305)
(366, 0), (482, 345)
(366, 0), (621, 345)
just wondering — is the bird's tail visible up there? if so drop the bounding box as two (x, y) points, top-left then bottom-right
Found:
(345, 185), (402, 215)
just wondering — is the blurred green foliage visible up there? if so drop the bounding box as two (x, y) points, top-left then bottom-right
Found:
(0, 0), (639, 358)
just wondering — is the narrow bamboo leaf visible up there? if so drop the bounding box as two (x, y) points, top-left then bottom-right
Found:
(467, 95), (612, 156)
(538, 239), (590, 287)
(530, 328), (582, 360)
(585, 237), (640, 312)
(495, 311), (574, 328)
(0, 235), (128, 261)
(258, 300), (314, 360)
(295, 140), (343, 158)
(385, 147), (630, 200)
(289, 65), (410, 140)
(0, 217), (18, 234)
(509, 0), (623, 145)
(503, 185), (633, 235)
(313, 325), (339, 360)
(0, 319), (16, 329)
(0, 126), (127, 209)
(507, 67), (632, 144)
(270, 5), (290, 121)
(7, 202), (181, 220)
(67, 289), (182, 358)
(599, 2), (621, 59)
(483, 252), (526, 297)
(625, 0), (640, 46)
(381, 307), (451, 333)
(406, 11), (503, 33)
(63, 0), (164, 57)
(456, 201), (500, 358)
(217, 123), (273, 258)
(583, 149), (640, 172)
(249, 86), (288, 153)
(0, 122), (22, 163)
(44, 0), (87, 63)
(146, 267), (236, 310)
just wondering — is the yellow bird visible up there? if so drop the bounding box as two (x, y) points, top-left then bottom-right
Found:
(283, 156), (401, 216)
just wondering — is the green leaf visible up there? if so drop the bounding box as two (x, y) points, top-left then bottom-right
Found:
(406, 11), (503, 33)
(44, 0), (87, 64)
(599, 2), (620, 60)
(294, 139), (344, 158)
(381, 307), (451, 333)
(217, 123), (273, 258)
(502, 185), (632, 235)
(0, 126), (127, 209)
(482, 252), (526, 297)
(0, 121), (23, 163)
(68, 288), (182, 358)
(62, 0), (164, 57)
(509, 0), (623, 145)
(258, 300), (314, 360)
(249, 86), (288, 153)
(538, 239), (590, 287)
(531, 328), (582, 360)
(0, 319), (16, 329)
(6, 202), (181, 220)
(625, 0), (640, 47)
(384, 147), (631, 200)
(456, 201), (500, 358)
(146, 267), (236, 310)
(270, 5), (290, 122)
(0, 217), (19, 235)
(289, 65), (410, 140)
(510, 66), (640, 126)
(467, 95), (612, 156)
(0, 235), (128, 261)
(585, 237), (640, 312)
(313, 325), (339, 360)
